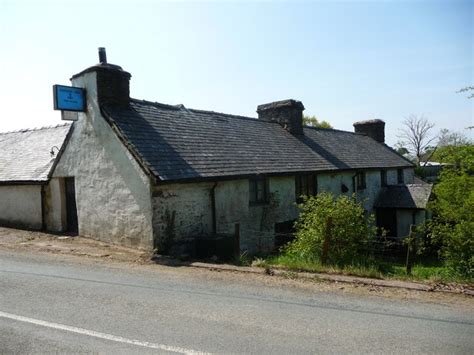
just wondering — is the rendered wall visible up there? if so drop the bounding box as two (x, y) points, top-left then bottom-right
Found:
(317, 170), (382, 212)
(152, 168), (415, 254)
(0, 185), (42, 229)
(152, 176), (298, 254)
(44, 177), (66, 232)
(53, 71), (153, 249)
(396, 209), (426, 238)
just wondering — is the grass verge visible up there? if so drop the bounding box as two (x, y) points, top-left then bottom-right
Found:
(258, 254), (473, 285)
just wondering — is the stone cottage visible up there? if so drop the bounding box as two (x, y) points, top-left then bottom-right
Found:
(0, 124), (72, 230)
(1, 51), (432, 255)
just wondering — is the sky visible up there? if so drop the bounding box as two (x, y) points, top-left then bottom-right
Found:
(0, 0), (472, 146)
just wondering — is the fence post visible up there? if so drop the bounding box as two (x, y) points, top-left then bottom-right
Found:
(405, 224), (416, 275)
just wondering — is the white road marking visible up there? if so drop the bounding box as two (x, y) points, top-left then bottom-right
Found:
(0, 310), (211, 354)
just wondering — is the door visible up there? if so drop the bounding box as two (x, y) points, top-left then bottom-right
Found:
(377, 208), (397, 238)
(65, 177), (78, 234)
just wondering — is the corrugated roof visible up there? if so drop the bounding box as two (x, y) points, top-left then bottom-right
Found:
(101, 99), (414, 182)
(375, 184), (433, 209)
(0, 124), (71, 183)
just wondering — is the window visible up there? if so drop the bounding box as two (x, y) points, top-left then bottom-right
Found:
(356, 171), (366, 190)
(381, 170), (387, 187)
(249, 177), (268, 205)
(397, 168), (404, 184)
(295, 174), (317, 202)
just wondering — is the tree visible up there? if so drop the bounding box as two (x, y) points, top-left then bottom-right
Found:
(428, 145), (474, 278)
(303, 115), (333, 129)
(397, 115), (437, 166)
(437, 128), (470, 147)
(286, 193), (377, 267)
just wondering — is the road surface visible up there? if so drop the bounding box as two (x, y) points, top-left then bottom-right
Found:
(0, 250), (473, 354)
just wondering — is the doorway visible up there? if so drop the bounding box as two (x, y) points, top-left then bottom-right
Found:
(65, 177), (78, 234)
(377, 208), (397, 237)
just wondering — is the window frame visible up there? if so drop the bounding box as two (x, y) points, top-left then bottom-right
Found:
(356, 171), (366, 190)
(249, 177), (269, 205)
(381, 169), (387, 187)
(397, 168), (404, 184)
(295, 174), (318, 202)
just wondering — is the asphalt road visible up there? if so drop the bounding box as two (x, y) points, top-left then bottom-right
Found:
(0, 250), (473, 354)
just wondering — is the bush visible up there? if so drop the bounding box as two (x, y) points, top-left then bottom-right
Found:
(285, 193), (377, 267)
(428, 149), (474, 278)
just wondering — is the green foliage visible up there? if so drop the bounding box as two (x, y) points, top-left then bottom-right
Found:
(285, 193), (377, 267)
(431, 144), (474, 171)
(428, 145), (474, 278)
(303, 115), (333, 129)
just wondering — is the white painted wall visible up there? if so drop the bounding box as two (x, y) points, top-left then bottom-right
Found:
(0, 185), (42, 229)
(44, 177), (66, 232)
(317, 170), (382, 212)
(53, 71), (154, 249)
(152, 176), (299, 254)
(152, 167), (418, 253)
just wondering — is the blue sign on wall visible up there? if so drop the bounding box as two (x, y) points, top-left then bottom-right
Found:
(53, 85), (86, 112)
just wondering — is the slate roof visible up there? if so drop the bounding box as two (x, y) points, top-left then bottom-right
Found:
(375, 184), (433, 209)
(0, 124), (71, 183)
(101, 99), (414, 182)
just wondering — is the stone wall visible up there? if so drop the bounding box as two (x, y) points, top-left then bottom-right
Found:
(152, 176), (299, 255)
(53, 71), (154, 250)
(0, 185), (42, 229)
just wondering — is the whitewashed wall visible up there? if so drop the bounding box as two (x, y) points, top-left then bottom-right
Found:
(44, 177), (66, 232)
(152, 176), (299, 254)
(53, 71), (154, 249)
(0, 185), (42, 229)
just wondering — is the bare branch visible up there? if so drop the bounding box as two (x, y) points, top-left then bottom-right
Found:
(397, 114), (436, 166)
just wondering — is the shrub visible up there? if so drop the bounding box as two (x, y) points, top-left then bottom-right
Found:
(429, 164), (474, 278)
(285, 193), (377, 267)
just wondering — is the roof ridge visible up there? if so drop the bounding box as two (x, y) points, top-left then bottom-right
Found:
(186, 107), (257, 121)
(130, 98), (182, 111)
(0, 123), (71, 136)
(130, 97), (276, 124)
(303, 125), (357, 134)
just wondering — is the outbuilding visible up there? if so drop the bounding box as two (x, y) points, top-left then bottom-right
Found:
(0, 124), (72, 231)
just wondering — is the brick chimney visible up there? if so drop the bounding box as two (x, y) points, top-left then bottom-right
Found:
(353, 119), (385, 143)
(71, 48), (131, 106)
(257, 99), (305, 135)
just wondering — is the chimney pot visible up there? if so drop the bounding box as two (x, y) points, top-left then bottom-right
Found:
(98, 47), (107, 64)
(353, 119), (385, 143)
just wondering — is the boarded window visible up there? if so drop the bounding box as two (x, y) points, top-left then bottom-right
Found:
(295, 174), (317, 202)
(249, 177), (268, 205)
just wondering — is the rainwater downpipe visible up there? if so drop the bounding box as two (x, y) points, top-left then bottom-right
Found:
(40, 184), (46, 231)
(211, 182), (218, 235)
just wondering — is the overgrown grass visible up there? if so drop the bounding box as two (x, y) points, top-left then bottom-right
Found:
(258, 254), (473, 285)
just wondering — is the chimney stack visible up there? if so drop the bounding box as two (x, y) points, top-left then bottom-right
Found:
(71, 47), (131, 106)
(353, 119), (385, 143)
(257, 99), (305, 135)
